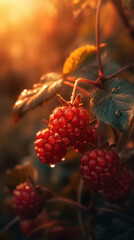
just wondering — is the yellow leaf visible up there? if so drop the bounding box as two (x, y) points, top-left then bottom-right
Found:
(63, 44), (105, 75)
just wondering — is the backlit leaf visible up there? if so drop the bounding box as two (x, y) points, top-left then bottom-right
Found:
(13, 73), (63, 122)
(63, 44), (105, 75)
(90, 79), (134, 134)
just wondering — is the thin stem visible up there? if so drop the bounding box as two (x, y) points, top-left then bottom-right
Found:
(97, 120), (102, 146)
(46, 197), (89, 213)
(0, 216), (20, 235)
(88, 190), (95, 210)
(97, 208), (134, 223)
(64, 80), (91, 98)
(96, 0), (104, 78)
(77, 180), (86, 239)
(89, 119), (97, 125)
(106, 63), (134, 80)
(70, 78), (100, 103)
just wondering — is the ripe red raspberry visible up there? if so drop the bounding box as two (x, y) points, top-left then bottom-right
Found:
(80, 148), (120, 191)
(49, 104), (89, 147)
(74, 127), (103, 153)
(13, 182), (45, 220)
(35, 128), (67, 165)
(102, 169), (133, 203)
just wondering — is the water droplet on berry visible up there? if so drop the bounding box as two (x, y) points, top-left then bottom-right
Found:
(115, 110), (122, 117)
(50, 164), (55, 168)
(62, 157), (65, 161)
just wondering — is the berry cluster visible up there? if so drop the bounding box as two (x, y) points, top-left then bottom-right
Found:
(80, 147), (132, 202)
(35, 95), (98, 165)
(34, 95), (132, 203)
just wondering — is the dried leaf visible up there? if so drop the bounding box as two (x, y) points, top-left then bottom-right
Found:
(62, 44), (105, 75)
(13, 73), (63, 122)
(5, 164), (38, 192)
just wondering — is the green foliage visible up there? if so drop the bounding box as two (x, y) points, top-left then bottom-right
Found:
(91, 78), (134, 134)
(13, 73), (63, 122)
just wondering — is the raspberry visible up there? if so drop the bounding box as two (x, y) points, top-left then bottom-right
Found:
(102, 169), (133, 203)
(34, 128), (67, 165)
(74, 127), (102, 153)
(80, 148), (120, 191)
(49, 105), (89, 147)
(13, 182), (45, 220)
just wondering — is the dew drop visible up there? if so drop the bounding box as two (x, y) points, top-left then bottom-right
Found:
(16, 100), (22, 106)
(115, 110), (122, 117)
(50, 164), (55, 168)
(21, 89), (27, 96)
(62, 157), (65, 161)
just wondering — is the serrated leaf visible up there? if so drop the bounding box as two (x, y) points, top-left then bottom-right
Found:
(63, 44), (105, 75)
(5, 164), (38, 192)
(90, 79), (134, 134)
(13, 73), (63, 122)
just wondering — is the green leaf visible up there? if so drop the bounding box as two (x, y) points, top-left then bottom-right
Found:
(90, 79), (134, 134)
(13, 73), (63, 122)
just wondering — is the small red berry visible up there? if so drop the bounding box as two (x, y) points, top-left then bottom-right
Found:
(74, 126), (103, 153)
(80, 148), (120, 191)
(35, 128), (67, 165)
(102, 169), (133, 203)
(49, 105), (89, 147)
(13, 182), (45, 220)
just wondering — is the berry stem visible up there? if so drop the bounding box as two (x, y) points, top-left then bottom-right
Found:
(96, 0), (105, 79)
(0, 216), (20, 235)
(106, 63), (134, 80)
(77, 180), (86, 238)
(97, 207), (134, 223)
(70, 78), (100, 103)
(46, 197), (89, 213)
(63, 80), (91, 98)
(89, 119), (97, 125)
(97, 120), (102, 146)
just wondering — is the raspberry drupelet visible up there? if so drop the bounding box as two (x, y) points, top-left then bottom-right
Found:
(13, 182), (45, 220)
(80, 148), (120, 191)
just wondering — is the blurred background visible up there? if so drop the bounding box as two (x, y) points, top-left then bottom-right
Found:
(0, 0), (134, 239)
